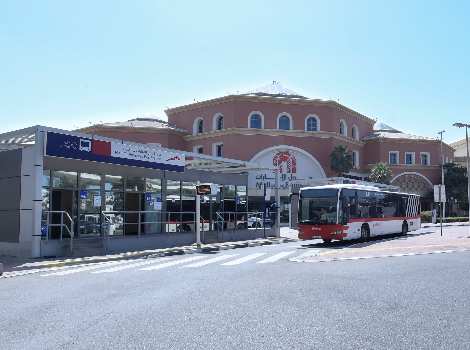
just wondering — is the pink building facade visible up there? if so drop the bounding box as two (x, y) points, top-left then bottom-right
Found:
(82, 83), (454, 210)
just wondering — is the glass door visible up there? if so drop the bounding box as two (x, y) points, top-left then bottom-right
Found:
(78, 173), (102, 237)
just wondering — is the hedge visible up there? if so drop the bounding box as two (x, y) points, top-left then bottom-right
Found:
(420, 211), (468, 223)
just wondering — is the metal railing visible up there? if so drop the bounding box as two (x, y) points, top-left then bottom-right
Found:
(214, 211), (271, 232)
(41, 211), (75, 253)
(101, 211), (209, 236)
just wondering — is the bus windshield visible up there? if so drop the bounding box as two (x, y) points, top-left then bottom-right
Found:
(299, 189), (338, 224)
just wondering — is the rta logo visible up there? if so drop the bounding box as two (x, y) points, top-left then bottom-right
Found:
(273, 151), (297, 174)
(79, 139), (91, 152)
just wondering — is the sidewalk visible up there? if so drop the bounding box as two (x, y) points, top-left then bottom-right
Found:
(294, 227), (470, 263)
(422, 221), (469, 228)
(0, 234), (297, 275)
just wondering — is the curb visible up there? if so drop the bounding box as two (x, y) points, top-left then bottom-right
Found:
(422, 223), (469, 228)
(3, 237), (298, 274)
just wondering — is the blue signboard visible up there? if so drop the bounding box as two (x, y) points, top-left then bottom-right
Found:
(145, 192), (153, 202)
(80, 190), (88, 199)
(45, 131), (185, 172)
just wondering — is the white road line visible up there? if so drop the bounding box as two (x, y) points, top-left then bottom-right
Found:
(220, 253), (267, 266)
(181, 254), (239, 268)
(298, 249), (468, 263)
(41, 260), (131, 276)
(257, 251), (295, 264)
(140, 255), (206, 271)
(91, 257), (173, 274)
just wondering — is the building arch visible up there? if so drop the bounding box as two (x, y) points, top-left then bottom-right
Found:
(305, 114), (320, 132)
(277, 112), (293, 130)
(250, 145), (327, 178)
(193, 117), (204, 135)
(391, 172), (433, 196)
(248, 111), (265, 129)
(339, 119), (348, 137)
(212, 113), (224, 131)
(351, 124), (359, 140)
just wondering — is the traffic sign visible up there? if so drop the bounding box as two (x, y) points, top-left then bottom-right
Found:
(434, 185), (446, 203)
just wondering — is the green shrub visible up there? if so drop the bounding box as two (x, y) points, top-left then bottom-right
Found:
(421, 211), (432, 223)
(442, 217), (468, 223)
(420, 212), (468, 223)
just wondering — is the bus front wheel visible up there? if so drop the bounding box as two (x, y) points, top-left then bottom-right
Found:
(361, 224), (370, 242)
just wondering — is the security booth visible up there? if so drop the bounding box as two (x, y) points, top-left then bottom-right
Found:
(0, 126), (274, 258)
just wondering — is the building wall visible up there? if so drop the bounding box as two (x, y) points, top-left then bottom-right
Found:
(186, 132), (364, 176)
(168, 97), (374, 139)
(0, 149), (22, 243)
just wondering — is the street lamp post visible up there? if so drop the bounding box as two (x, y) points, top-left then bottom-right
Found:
(438, 130), (445, 219)
(453, 123), (470, 225)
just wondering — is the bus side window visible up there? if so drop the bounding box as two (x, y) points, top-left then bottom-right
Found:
(357, 190), (370, 218)
(341, 189), (358, 223)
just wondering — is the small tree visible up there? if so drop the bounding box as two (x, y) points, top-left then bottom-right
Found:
(444, 163), (468, 211)
(330, 145), (353, 176)
(369, 163), (393, 184)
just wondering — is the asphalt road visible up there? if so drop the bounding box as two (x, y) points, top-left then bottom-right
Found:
(1, 227), (470, 350)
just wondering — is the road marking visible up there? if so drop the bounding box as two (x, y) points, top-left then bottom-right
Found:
(181, 254), (239, 268)
(257, 251), (295, 264)
(295, 248), (469, 263)
(221, 253), (267, 266)
(41, 260), (132, 276)
(140, 255), (206, 271)
(91, 257), (172, 273)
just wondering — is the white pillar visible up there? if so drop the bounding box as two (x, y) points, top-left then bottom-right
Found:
(274, 170), (281, 238)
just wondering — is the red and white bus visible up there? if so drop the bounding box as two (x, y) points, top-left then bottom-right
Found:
(297, 184), (421, 242)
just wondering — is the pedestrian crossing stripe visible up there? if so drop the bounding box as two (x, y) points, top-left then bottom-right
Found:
(91, 257), (173, 274)
(257, 251), (295, 263)
(220, 253), (267, 266)
(140, 255), (206, 271)
(182, 254), (239, 268)
(41, 259), (133, 276)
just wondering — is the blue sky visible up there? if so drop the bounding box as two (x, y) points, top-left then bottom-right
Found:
(1, 0), (469, 143)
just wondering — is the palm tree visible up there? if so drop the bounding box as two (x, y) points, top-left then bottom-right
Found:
(329, 145), (353, 176)
(369, 163), (393, 184)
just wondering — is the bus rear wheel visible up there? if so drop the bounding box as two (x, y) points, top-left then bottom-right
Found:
(401, 222), (408, 236)
(361, 224), (370, 242)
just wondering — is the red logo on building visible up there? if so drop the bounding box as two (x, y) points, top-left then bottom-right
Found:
(273, 151), (297, 174)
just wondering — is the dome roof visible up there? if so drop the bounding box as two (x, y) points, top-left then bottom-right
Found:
(373, 121), (400, 132)
(242, 81), (307, 99)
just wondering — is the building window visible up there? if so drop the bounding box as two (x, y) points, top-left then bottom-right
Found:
(352, 150), (359, 169)
(278, 114), (292, 130)
(305, 115), (320, 132)
(339, 120), (347, 136)
(420, 152), (430, 166)
(213, 143), (223, 157)
(405, 152), (415, 165)
(351, 125), (359, 140)
(213, 113), (224, 131)
(389, 151), (399, 165)
(193, 118), (204, 135)
(248, 112), (263, 129)
(193, 145), (204, 154)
